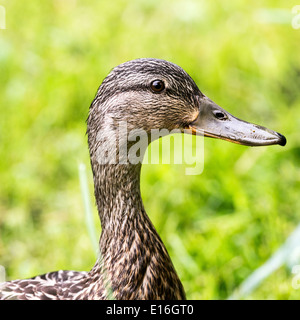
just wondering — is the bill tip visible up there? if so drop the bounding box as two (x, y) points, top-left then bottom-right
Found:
(277, 132), (287, 146)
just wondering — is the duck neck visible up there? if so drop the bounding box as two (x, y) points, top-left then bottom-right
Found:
(90, 161), (185, 299)
(94, 163), (144, 236)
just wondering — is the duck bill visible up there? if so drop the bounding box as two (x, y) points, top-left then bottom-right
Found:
(188, 96), (286, 147)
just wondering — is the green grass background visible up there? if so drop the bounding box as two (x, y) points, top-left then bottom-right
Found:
(0, 0), (299, 299)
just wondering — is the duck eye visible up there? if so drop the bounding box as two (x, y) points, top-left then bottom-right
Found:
(150, 80), (165, 93)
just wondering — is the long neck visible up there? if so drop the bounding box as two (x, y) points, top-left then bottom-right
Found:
(94, 163), (142, 230)
(90, 159), (185, 299)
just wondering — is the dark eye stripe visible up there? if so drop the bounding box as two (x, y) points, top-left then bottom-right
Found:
(96, 82), (193, 106)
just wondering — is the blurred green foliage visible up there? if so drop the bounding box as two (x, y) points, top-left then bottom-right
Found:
(0, 0), (299, 299)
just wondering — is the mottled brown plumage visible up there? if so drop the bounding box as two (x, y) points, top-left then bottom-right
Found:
(0, 58), (286, 300)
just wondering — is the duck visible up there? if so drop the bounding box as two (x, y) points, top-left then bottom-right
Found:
(0, 58), (286, 300)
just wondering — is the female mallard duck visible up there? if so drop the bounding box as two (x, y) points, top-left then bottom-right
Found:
(0, 58), (286, 300)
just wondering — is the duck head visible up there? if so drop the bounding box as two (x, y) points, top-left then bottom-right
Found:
(88, 58), (286, 164)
